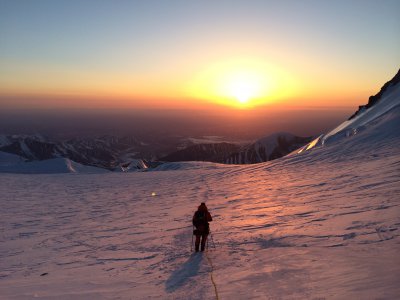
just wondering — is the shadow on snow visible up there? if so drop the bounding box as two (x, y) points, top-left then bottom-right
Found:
(165, 253), (203, 292)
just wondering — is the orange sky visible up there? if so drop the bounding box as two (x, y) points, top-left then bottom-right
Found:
(0, 1), (399, 111)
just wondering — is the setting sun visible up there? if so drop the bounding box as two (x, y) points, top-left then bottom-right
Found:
(222, 72), (262, 106)
(185, 58), (292, 109)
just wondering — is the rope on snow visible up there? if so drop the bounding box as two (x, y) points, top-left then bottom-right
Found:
(206, 251), (220, 300)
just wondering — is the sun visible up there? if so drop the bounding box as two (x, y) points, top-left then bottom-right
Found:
(227, 77), (260, 104)
(186, 58), (293, 108)
(223, 72), (262, 106)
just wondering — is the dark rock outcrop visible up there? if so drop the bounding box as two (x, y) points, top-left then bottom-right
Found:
(159, 142), (240, 163)
(226, 133), (312, 164)
(349, 68), (400, 120)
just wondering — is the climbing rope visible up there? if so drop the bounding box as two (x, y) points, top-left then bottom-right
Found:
(206, 251), (220, 300)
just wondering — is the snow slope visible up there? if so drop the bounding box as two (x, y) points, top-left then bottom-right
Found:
(0, 75), (399, 298)
(298, 69), (400, 153)
(0, 151), (25, 166)
(0, 157), (108, 174)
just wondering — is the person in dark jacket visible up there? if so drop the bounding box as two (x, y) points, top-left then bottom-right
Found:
(192, 202), (212, 252)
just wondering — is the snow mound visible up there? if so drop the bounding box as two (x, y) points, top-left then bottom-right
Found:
(0, 151), (26, 166)
(0, 157), (108, 174)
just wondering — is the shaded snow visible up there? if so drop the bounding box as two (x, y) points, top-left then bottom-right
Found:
(151, 161), (232, 171)
(0, 151), (25, 166)
(0, 135), (11, 147)
(0, 157), (108, 174)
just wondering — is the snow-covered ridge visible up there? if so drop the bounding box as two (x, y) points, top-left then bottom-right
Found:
(0, 134), (149, 171)
(298, 69), (400, 153)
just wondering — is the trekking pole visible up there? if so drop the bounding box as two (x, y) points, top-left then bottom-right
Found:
(209, 230), (216, 249)
(191, 225), (194, 252)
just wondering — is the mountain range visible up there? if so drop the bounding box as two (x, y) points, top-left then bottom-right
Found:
(0, 68), (399, 173)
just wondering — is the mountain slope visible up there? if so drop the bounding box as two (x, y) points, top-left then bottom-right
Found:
(226, 132), (312, 164)
(159, 142), (240, 163)
(160, 133), (312, 165)
(0, 135), (148, 170)
(297, 68), (400, 153)
(0, 155), (108, 173)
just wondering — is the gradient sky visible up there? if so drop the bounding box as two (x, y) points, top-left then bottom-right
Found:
(0, 0), (399, 110)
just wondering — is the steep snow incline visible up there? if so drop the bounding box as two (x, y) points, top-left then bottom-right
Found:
(0, 96), (399, 299)
(323, 80), (400, 144)
(298, 72), (400, 152)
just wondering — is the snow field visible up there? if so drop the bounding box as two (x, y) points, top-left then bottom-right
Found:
(0, 132), (399, 299)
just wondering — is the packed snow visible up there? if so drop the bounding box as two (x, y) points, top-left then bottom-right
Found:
(1, 81), (399, 299)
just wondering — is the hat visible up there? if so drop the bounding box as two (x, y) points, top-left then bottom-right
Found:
(198, 202), (208, 211)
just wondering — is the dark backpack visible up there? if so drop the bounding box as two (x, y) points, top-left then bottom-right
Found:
(193, 211), (207, 228)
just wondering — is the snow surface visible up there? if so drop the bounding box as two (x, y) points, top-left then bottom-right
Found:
(0, 151), (25, 166)
(0, 157), (108, 174)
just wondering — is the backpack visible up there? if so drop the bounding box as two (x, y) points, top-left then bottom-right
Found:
(193, 211), (207, 228)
